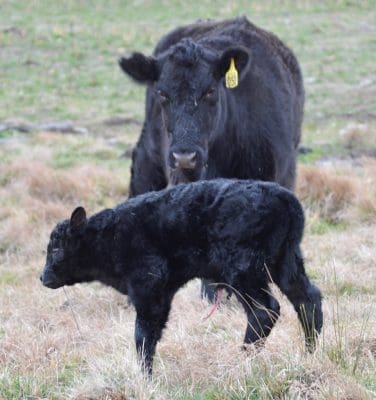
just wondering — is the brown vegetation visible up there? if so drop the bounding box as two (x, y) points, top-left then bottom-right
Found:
(297, 158), (376, 223)
(0, 133), (375, 399)
(340, 123), (376, 158)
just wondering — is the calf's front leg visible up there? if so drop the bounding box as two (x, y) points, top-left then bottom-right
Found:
(134, 301), (171, 375)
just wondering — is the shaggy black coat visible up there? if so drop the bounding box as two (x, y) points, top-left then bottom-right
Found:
(40, 179), (322, 375)
(119, 16), (305, 299)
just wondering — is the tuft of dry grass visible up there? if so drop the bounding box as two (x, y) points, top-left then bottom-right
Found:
(1, 160), (127, 206)
(297, 159), (376, 223)
(340, 123), (376, 158)
(297, 165), (356, 221)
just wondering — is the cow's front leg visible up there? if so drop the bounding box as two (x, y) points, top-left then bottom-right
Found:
(134, 302), (171, 375)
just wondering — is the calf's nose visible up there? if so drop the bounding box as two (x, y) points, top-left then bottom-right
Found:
(172, 151), (197, 169)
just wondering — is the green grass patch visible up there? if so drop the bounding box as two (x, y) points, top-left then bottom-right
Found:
(57, 356), (83, 387)
(170, 363), (314, 400)
(172, 387), (261, 400)
(50, 139), (120, 169)
(0, 272), (18, 286)
(307, 218), (348, 235)
(306, 268), (321, 281)
(0, 357), (83, 400)
(0, 374), (54, 400)
(0, 146), (22, 166)
(326, 281), (375, 297)
(362, 376), (376, 393)
(0, 130), (17, 139)
(300, 120), (350, 161)
(46, 133), (128, 171)
(298, 146), (327, 165)
(0, 0), (374, 127)
(0, 173), (12, 187)
(50, 138), (96, 169)
(52, 148), (86, 169)
(327, 346), (349, 370)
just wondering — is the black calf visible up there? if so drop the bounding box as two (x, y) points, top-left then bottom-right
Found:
(40, 179), (323, 375)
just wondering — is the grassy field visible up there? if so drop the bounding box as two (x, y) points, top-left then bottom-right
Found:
(0, 1), (375, 399)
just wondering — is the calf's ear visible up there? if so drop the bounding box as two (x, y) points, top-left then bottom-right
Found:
(214, 47), (250, 87)
(119, 52), (159, 84)
(70, 206), (87, 231)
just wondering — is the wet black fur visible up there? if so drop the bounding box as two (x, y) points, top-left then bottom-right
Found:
(119, 17), (305, 299)
(41, 179), (322, 375)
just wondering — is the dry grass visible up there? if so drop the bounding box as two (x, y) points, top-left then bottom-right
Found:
(0, 131), (375, 399)
(0, 156), (127, 260)
(340, 124), (376, 158)
(297, 158), (376, 223)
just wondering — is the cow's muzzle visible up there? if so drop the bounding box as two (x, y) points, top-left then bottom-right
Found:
(172, 151), (197, 170)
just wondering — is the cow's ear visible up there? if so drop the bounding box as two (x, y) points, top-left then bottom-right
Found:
(214, 47), (250, 86)
(70, 206), (87, 231)
(119, 52), (159, 84)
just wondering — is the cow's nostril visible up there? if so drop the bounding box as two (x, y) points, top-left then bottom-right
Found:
(172, 152), (197, 169)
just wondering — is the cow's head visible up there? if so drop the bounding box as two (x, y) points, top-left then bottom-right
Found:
(119, 39), (250, 184)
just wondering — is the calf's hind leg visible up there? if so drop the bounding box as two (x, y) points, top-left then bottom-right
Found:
(278, 249), (323, 352)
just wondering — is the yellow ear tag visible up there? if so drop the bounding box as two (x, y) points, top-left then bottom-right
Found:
(225, 57), (238, 89)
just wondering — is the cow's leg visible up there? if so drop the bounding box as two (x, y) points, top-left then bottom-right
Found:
(277, 249), (323, 352)
(134, 298), (171, 375)
(235, 285), (280, 346)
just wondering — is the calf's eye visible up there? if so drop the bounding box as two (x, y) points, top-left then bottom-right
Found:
(52, 248), (64, 263)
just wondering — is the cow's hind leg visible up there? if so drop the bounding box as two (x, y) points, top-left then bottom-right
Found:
(235, 284), (280, 347)
(278, 249), (323, 352)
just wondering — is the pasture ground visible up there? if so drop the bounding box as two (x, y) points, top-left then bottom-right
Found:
(0, 1), (375, 399)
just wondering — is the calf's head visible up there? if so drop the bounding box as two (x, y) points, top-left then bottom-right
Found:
(119, 39), (250, 184)
(40, 207), (87, 289)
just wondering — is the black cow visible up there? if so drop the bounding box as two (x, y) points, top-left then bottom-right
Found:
(119, 17), (304, 299)
(40, 179), (322, 375)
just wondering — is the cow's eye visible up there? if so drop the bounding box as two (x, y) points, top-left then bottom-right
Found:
(156, 90), (170, 106)
(203, 88), (216, 101)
